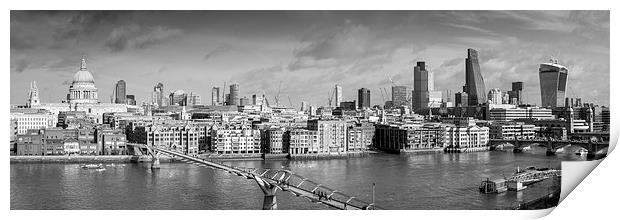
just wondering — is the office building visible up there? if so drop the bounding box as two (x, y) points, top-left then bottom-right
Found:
(539, 59), (568, 108)
(115, 80), (126, 104)
(392, 85), (410, 108)
(464, 48), (486, 106)
(358, 88), (371, 109)
(229, 83), (240, 106)
(212, 87), (221, 106)
(443, 124), (489, 151)
(125, 95), (136, 105)
(169, 90), (187, 106)
(187, 92), (201, 106)
(10, 109), (58, 135)
(252, 94), (264, 106)
(239, 97), (250, 106)
(153, 82), (165, 107)
(488, 122), (536, 140)
(335, 85), (342, 107)
(455, 92), (468, 107)
(489, 107), (553, 121)
(508, 82), (523, 105)
(413, 61), (434, 110)
(488, 88), (502, 105)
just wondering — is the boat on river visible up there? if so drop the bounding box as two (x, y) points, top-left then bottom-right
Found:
(81, 164), (104, 169)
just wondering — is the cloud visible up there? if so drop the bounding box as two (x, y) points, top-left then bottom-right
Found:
(10, 57), (31, 73)
(204, 45), (233, 61)
(104, 24), (182, 52)
(287, 21), (401, 72)
(444, 23), (499, 36)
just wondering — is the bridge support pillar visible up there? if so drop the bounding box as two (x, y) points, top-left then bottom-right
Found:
(151, 153), (160, 169)
(587, 142), (597, 159)
(253, 176), (278, 210)
(546, 141), (555, 156)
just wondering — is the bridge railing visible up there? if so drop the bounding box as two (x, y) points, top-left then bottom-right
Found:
(145, 145), (377, 210)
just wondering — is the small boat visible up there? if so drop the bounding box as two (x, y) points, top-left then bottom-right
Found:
(81, 164), (104, 169)
(95, 168), (106, 172)
(575, 149), (588, 156)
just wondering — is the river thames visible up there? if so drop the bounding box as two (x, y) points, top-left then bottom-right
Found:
(11, 147), (584, 210)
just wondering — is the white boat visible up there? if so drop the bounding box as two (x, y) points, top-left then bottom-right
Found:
(575, 149), (588, 156)
(81, 164), (104, 169)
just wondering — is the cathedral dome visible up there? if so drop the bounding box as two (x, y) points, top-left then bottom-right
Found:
(72, 57), (95, 83)
(73, 70), (95, 83)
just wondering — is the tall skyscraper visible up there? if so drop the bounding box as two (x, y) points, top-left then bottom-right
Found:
(229, 84), (240, 106)
(153, 82), (165, 107)
(26, 81), (40, 108)
(413, 61), (434, 110)
(357, 88), (371, 109)
(391, 85), (410, 107)
(335, 85), (343, 107)
(539, 59), (568, 108)
(211, 87), (221, 106)
(300, 101), (308, 112)
(115, 80), (126, 104)
(464, 48), (486, 106)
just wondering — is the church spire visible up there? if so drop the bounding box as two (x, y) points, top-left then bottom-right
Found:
(80, 55), (87, 71)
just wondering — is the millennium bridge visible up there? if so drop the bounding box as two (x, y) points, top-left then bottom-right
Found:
(128, 143), (378, 210)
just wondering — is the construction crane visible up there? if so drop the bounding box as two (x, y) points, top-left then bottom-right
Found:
(327, 89), (334, 107)
(383, 88), (390, 101)
(288, 95), (293, 108)
(385, 73), (396, 86)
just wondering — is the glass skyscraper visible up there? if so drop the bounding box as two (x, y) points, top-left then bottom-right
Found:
(464, 48), (486, 106)
(357, 88), (371, 109)
(539, 60), (568, 108)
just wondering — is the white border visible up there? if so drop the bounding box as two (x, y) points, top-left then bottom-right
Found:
(3, 1), (617, 220)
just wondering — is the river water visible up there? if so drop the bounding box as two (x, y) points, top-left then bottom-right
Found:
(11, 147), (586, 210)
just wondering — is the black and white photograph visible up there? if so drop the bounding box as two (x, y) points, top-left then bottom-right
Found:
(6, 4), (614, 217)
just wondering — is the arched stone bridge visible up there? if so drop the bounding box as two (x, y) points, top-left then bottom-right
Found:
(489, 138), (609, 158)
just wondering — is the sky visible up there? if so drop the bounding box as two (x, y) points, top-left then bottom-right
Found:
(10, 11), (610, 108)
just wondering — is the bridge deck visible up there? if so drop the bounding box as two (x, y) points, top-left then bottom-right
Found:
(138, 145), (377, 210)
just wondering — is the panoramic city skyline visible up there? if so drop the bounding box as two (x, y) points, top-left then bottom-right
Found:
(10, 11), (610, 107)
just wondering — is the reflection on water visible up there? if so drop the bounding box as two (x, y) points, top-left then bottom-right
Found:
(11, 150), (579, 210)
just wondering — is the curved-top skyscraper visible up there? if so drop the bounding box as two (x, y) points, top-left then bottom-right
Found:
(539, 59), (568, 108)
(464, 48), (486, 106)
